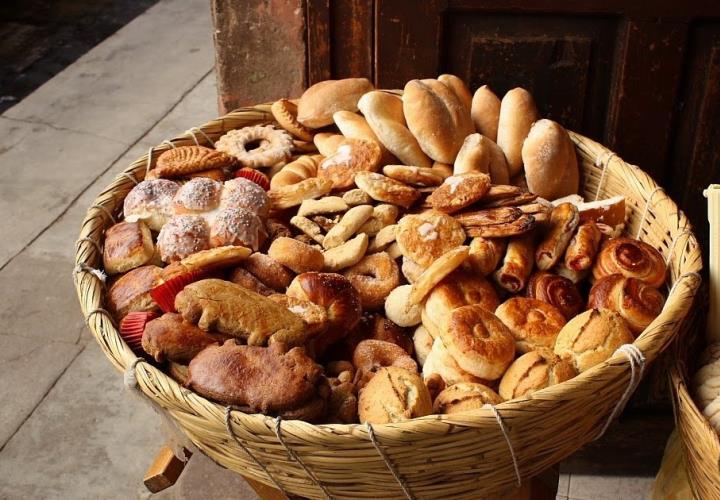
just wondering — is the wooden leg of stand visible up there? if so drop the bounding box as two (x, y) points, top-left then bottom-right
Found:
(143, 446), (191, 493)
(241, 475), (306, 499)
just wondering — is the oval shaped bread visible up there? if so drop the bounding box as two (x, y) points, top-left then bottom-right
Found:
(297, 78), (374, 129)
(402, 79), (474, 163)
(522, 119), (579, 200)
(471, 85), (501, 141)
(496, 87), (539, 176)
(438, 74), (473, 114)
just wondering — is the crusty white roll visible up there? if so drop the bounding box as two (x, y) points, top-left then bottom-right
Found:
(357, 91), (432, 169)
(498, 350), (576, 401)
(402, 79), (474, 163)
(496, 87), (539, 176)
(471, 85), (501, 142)
(453, 133), (510, 184)
(438, 74), (473, 115)
(297, 78), (374, 128)
(333, 110), (396, 164)
(522, 119), (579, 200)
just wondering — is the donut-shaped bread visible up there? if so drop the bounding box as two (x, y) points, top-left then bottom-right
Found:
(172, 177), (223, 215)
(286, 272), (362, 356)
(156, 215), (210, 262)
(123, 179), (180, 231)
(587, 274), (665, 335)
(209, 207), (267, 251)
(352, 339), (418, 389)
(439, 304), (515, 380)
(424, 269), (500, 329)
(343, 252), (400, 310)
(215, 125), (293, 168)
(495, 297), (566, 354)
(592, 237), (666, 288)
(268, 237), (324, 274)
(221, 177), (271, 219)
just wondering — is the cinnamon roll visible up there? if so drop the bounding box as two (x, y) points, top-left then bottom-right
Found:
(588, 274), (665, 335)
(592, 237), (666, 288)
(526, 271), (583, 320)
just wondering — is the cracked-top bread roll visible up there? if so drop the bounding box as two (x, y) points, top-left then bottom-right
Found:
(358, 366), (432, 424)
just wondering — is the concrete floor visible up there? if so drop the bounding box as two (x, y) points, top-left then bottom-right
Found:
(0, 1), (657, 498)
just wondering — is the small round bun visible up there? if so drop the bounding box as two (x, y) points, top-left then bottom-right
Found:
(209, 207), (267, 251)
(433, 382), (503, 414)
(385, 284), (422, 327)
(498, 350), (576, 401)
(123, 179), (180, 231)
(554, 309), (634, 373)
(156, 215), (210, 262)
(495, 297), (566, 353)
(422, 336), (491, 386)
(268, 237), (324, 274)
(221, 177), (271, 218)
(173, 177), (223, 215)
(424, 269), (500, 331)
(358, 366), (432, 424)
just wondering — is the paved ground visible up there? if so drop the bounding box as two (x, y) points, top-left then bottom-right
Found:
(0, 1), (657, 498)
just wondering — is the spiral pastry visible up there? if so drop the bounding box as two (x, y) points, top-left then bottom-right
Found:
(587, 274), (665, 335)
(592, 237), (666, 288)
(526, 271), (584, 320)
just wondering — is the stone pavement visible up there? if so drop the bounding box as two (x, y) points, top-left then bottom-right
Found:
(0, 1), (655, 498)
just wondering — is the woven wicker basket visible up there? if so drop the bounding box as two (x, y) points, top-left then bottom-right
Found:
(74, 103), (702, 499)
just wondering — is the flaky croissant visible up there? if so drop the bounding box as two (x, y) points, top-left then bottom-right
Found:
(592, 237), (666, 288)
(526, 271), (584, 320)
(587, 274), (665, 335)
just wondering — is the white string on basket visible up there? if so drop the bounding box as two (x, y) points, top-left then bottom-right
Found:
(665, 229), (694, 266)
(75, 237), (102, 256)
(635, 186), (665, 239)
(365, 423), (416, 500)
(187, 127), (215, 147)
(121, 171), (139, 185)
(274, 417), (333, 500)
(85, 307), (116, 327)
(484, 404), (521, 487)
(73, 263), (107, 284)
(224, 407), (290, 499)
(595, 344), (645, 439)
(594, 151), (616, 200)
(146, 146), (155, 174)
(90, 204), (116, 224)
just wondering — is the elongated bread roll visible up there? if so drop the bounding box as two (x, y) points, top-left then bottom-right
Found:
(358, 91), (432, 169)
(438, 74), (473, 115)
(297, 78), (374, 128)
(454, 133), (509, 184)
(497, 87), (539, 176)
(333, 110), (396, 164)
(522, 119), (579, 200)
(402, 79), (474, 163)
(471, 85), (501, 142)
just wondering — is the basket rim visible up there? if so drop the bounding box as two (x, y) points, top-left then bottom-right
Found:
(73, 104), (703, 435)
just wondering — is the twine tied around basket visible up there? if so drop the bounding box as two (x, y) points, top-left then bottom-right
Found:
(186, 127), (215, 147)
(73, 262), (107, 285)
(635, 186), (666, 239)
(484, 404), (522, 487)
(366, 422), (417, 499)
(595, 344), (645, 439)
(145, 140), (177, 174)
(594, 151), (616, 200)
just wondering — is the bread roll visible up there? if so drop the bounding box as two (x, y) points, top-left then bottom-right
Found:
(358, 91), (432, 168)
(454, 133), (490, 175)
(358, 366), (432, 424)
(438, 74), (473, 114)
(107, 265), (162, 318)
(422, 336), (490, 386)
(103, 221), (155, 275)
(498, 350), (576, 400)
(333, 110), (396, 164)
(471, 85), (501, 141)
(423, 269), (500, 331)
(433, 382), (503, 414)
(497, 87), (539, 176)
(297, 78), (374, 128)
(495, 297), (566, 353)
(554, 309), (634, 373)
(402, 79), (474, 163)
(522, 119), (579, 200)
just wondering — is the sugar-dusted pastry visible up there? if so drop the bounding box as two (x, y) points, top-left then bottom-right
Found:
(396, 210), (466, 268)
(433, 382), (503, 414)
(209, 207), (267, 251)
(175, 279), (305, 346)
(526, 271), (584, 320)
(297, 78), (374, 128)
(354, 172), (420, 209)
(155, 145), (237, 178)
(103, 221), (155, 275)
(358, 366), (432, 424)
(427, 172), (491, 214)
(156, 214), (210, 262)
(123, 179), (180, 231)
(498, 350), (576, 400)
(588, 274), (665, 335)
(220, 177), (271, 218)
(495, 297), (566, 354)
(215, 125), (293, 168)
(318, 138), (382, 190)
(142, 312), (229, 363)
(343, 252), (400, 310)
(593, 237), (667, 288)
(172, 177), (223, 215)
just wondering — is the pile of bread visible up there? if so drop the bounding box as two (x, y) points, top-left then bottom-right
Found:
(102, 76), (669, 424)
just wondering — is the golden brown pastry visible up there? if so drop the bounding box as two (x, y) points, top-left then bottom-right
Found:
(495, 297), (566, 353)
(382, 165), (444, 187)
(103, 221), (155, 275)
(433, 382), (503, 414)
(422, 336), (491, 386)
(565, 221), (602, 271)
(352, 339), (418, 389)
(333, 110), (396, 165)
(493, 232), (536, 293)
(269, 154), (323, 190)
(228, 267), (275, 296)
(155, 145), (237, 178)
(269, 177), (333, 210)
(323, 233), (369, 272)
(175, 279), (305, 346)
(526, 271), (583, 320)
(554, 309), (635, 373)
(471, 85), (501, 141)
(343, 252), (400, 310)
(286, 272), (362, 356)
(242, 252), (294, 291)
(587, 274), (665, 335)
(592, 237), (667, 288)
(187, 341), (324, 414)
(413, 325), (434, 366)
(323, 205), (374, 249)
(271, 98), (315, 141)
(141, 313), (229, 363)
(395, 210), (466, 268)
(424, 269), (500, 331)
(358, 366), (432, 424)
(268, 237), (325, 273)
(426, 172), (492, 214)
(498, 350), (576, 400)
(522, 119), (579, 200)
(497, 87), (539, 176)
(267, 293), (328, 341)
(384, 284), (422, 328)
(314, 133), (345, 157)
(535, 202), (580, 271)
(467, 236), (506, 276)
(317, 138), (382, 190)
(402, 79), (474, 163)
(107, 265), (162, 318)
(455, 206), (536, 238)
(297, 78), (374, 128)
(439, 305), (515, 380)
(407, 246), (470, 305)
(354, 171), (420, 209)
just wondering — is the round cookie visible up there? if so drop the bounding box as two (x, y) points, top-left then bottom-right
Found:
(395, 210), (466, 268)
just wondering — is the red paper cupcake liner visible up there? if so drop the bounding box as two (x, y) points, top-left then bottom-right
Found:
(119, 311), (159, 354)
(150, 270), (202, 313)
(235, 167), (270, 191)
